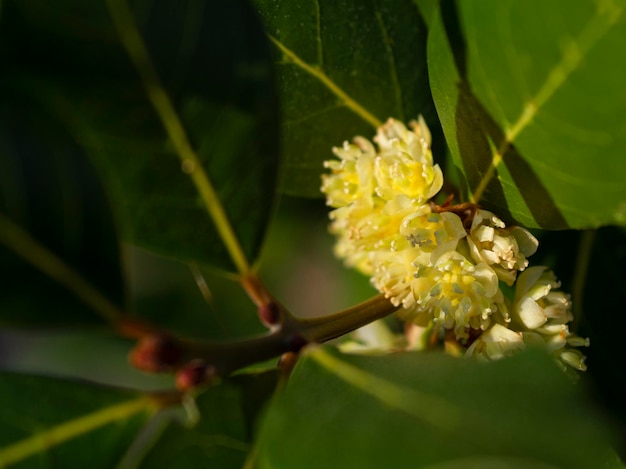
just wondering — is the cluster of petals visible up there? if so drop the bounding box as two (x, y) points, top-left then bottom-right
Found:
(321, 117), (588, 371)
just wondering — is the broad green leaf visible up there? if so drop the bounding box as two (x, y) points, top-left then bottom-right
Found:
(0, 0), (280, 273)
(0, 329), (174, 392)
(255, 347), (618, 468)
(428, 0), (626, 229)
(0, 106), (124, 326)
(125, 247), (265, 340)
(414, 0), (439, 29)
(139, 372), (278, 468)
(254, 0), (442, 198)
(0, 373), (153, 468)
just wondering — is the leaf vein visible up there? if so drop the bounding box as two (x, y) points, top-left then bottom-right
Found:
(0, 214), (124, 323)
(106, 0), (251, 276)
(310, 348), (461, 430)
(268, 35), (383, 128)
(0, 397), (152, 467)
(472, 0), (624, 203)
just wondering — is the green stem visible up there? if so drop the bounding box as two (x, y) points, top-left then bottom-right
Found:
(0, 214), (124, 323)
(290, 294), (399, 342)
(183, 294), (399, 377)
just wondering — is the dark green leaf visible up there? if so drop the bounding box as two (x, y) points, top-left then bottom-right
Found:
(0, 0), (280, 272)
(0, 373), (152, 468)
(138, 373), (279, 469)
(0, 106), (123, 326)
(255, 347), (618, 468)
(124, 247), (265, 340)
(254, 0), (441, 198)
(428, 0), (626, 229)
(0, 329), (174, 392)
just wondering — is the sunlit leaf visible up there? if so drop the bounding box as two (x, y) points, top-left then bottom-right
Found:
(428, 0), (626, 229)
(255, 347), (617, 468)
(254, 0), (441, 198)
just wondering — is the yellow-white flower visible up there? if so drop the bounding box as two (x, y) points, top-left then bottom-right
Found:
(466, 209), (538, 286)
(329, 195), (418, 275)
(402, 251), (507, 340)
(465, 323), (524, 361)
(321, 117), (444, 276)
(466, 267), (588, 371)
(401, 210), (467, 264)
(373, 117), (443, 203)
(321, 116), (587, 373)
(321, 137), (376, 208)
(511, 266), (589, 371)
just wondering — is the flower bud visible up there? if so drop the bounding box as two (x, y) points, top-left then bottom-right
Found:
(129, 334), (185, 373)
(466, 209), (538, 286)
(175, 360), (216, 391)
(511, 266), (588, 370)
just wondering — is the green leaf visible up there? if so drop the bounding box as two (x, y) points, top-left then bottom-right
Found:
(254, 0), (441, 198)
(138, 373), (279, 469)
(428, 0), (626, 229)
(255, 347), (617, 468)
(0, 373), (153, 468)
(125, 247), (265, 340)
(414, 0), (439, 29)
(0, 105), (124, 326)
(0, 0), (280, 273)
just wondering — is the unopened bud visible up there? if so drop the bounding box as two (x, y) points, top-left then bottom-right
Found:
(258, 301), (281, 327)
(129, 334), (184, 373)
(176, 360), (216, 391)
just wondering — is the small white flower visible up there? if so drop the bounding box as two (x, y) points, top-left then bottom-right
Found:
(373, 117), (443, 203)
(465, 323), (524, 361)
(320, 115), (588, 373)
(512, 266), (589, 371)
(402, 251), (506, 340)
(466, 209), (538, 286)
(401, 210), (467, 264)
(329, 195), (421, 275)
(322, 137), (376, 208)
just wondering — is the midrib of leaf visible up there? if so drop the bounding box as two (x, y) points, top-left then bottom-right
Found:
(106, 0), (251, 276)
(309, 348), (461, 430)
(0, 213), (124, 323)
(470, 0), (624, 203)
(0, 396), (153, 467)
(268, 35), (383, 129)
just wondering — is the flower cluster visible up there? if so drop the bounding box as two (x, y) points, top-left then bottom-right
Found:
(321, 117), (588, 371)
